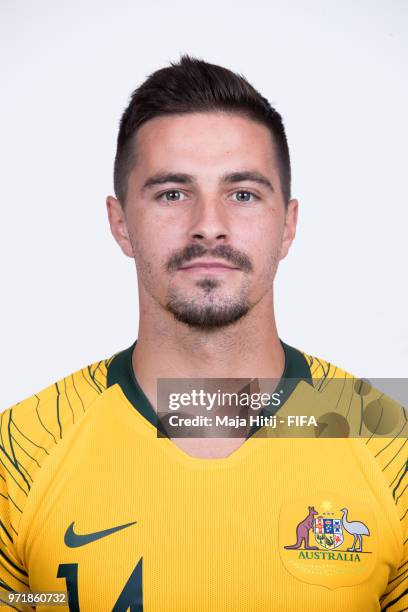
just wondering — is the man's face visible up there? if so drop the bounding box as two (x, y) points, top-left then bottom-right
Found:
(107, 112), (298, 329)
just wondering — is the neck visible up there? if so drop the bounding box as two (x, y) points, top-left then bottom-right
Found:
(132, 288), (285, 408)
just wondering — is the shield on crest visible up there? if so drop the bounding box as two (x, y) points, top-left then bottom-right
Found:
(313, 516), (344, 549)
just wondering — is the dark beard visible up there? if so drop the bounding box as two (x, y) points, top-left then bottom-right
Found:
(166, 278), (250, 329)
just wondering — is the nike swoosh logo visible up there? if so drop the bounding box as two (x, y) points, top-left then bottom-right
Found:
(64, 520), (137, 548)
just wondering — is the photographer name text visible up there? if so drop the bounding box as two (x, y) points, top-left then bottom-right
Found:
(165, 414), (317, 429)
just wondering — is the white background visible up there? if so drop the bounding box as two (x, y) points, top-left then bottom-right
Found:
(1, 0), (407, 408)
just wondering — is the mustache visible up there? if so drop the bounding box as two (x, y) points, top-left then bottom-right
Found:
(166, 244), (253, 273)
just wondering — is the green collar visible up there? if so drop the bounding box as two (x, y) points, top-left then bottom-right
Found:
(107, 339), (312, 438)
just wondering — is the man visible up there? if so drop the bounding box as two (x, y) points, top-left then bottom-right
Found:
(0, 56), (406, 611)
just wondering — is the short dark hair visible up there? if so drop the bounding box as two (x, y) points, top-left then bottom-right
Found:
(114, 55), (291, 206)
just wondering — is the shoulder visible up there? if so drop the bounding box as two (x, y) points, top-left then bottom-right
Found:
(1, 353), (116, 438)
(298, 346), (406, 448)
(0, 353), (117, 527)
(301, 349), (354, 380)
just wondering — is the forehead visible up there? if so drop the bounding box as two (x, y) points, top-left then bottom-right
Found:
(132, 112), (278, 176)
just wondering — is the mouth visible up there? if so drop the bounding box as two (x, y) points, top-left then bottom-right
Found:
(178, 260), (240, 273)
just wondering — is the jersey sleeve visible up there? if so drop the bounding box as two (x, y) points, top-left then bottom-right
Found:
(370, 436), (408, 611)
(0, 416), (33, 610)
(0, 356), (113, 609)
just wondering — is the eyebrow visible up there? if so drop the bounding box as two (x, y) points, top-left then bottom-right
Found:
(142, 170), (274, 193)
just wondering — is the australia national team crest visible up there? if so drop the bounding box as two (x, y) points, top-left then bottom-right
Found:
(279, 492), (377, 590)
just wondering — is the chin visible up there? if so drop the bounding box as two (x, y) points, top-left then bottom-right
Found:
(165, 299), (250, 330)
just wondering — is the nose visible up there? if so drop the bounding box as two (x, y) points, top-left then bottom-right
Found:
(188, 196), (230, 246)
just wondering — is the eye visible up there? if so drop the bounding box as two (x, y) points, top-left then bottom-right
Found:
(230, 190), (259, 203)
(157, 190), (188, 203)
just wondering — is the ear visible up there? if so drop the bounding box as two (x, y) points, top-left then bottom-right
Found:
(279, 198), (298, 261)
(106, 196), (134, 258)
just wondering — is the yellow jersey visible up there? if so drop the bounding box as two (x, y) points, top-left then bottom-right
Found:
(0, 340), (406, 611)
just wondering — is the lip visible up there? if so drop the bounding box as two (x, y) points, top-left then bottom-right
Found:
(179, 261), (240, 272)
